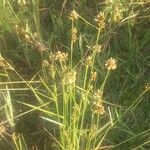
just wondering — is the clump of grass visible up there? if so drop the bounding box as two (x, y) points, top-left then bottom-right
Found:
(0, 0), (149, 149)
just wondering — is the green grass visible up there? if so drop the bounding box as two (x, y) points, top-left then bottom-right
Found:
(0, 0), (150, 150)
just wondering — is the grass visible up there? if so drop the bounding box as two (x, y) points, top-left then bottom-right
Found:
(0, 0), (150, 150)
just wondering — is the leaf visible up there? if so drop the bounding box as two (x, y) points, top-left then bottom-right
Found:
(40, 116), (64, 127)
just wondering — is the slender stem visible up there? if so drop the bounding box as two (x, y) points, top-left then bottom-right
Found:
(70, 21), (74, 69)
(91, 28), (101, 74)
(79, 16), (99, 30)
(100, 70), (110, 91)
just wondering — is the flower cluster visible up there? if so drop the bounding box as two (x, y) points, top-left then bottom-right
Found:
(62, 70), (76, 85)
(93, 44), (102, 53)
(14, 25), (48, 52)
(69, 10), (79, 21)
(90, 71), (97, 81)
(71, 27), (78, 43)
(95, 12), (105, 29)
(105, 0), (113, 4)
(92, 90), (105, 115)
(145, 83), (150, 91)
(94, 89), (103, 99)
(34, 41), (48, 52)
(92, 101), (105, 115)
(17, 0), (26, 6)
(105, 57), (117, 70)
(49, 51), (68, 63)
(113, 6), (123, 22)
(55, 51), (68, 62)
(0, 123), (6, 138)
(85, 55), (93, 66)
(42, 60), (50, 67)
(0, 125), (6, 133)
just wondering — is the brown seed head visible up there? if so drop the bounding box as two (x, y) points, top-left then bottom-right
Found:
(92, 101), (105, 115)
(95, 12), (105, 29)
(0, 125), (6, 134)
(34, 41), (48, 52)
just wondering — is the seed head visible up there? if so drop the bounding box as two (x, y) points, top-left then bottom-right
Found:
(34, 40), (48, 52)
(92, 89), (105, 115)
(63, 70), (76, 85)
(145, 83), (150, 92)
(49, 52), (55, 61)
(71, 27), (78, 43)
(42, 60), (50, 67)
(105, 57), (117, 70)
(17, 0), (26, 6)
(95, 12), (105, 29)
(93, 44), (102, 53)
(85, 55), (93, 66)
(24, 34), (32, 44)
(69, 10), (79, 21)
(94, 89), (103, 99)
(0, 125), (6, 134)
(88, 124), (98, 139)
(0, 123), (6, 138)
(105, 0), (113, 4)
(91, 71), (97, 81)
(92, 101), (105, 115)
(55, 51), (68, 62)
(113, 6), (123, 22)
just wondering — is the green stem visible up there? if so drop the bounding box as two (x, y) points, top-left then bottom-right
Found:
(70, 21), (74, 69)
(100, 70), (110, 91)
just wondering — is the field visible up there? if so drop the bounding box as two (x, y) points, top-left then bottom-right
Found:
(0, 0), (150, 150)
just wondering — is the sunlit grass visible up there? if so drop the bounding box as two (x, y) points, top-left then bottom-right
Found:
(0, 0), (149, 149)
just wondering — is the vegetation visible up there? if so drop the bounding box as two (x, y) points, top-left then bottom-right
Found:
(0, 0), (149, 150)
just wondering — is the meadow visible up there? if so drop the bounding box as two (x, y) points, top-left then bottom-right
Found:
(0, 0), (150, 150)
